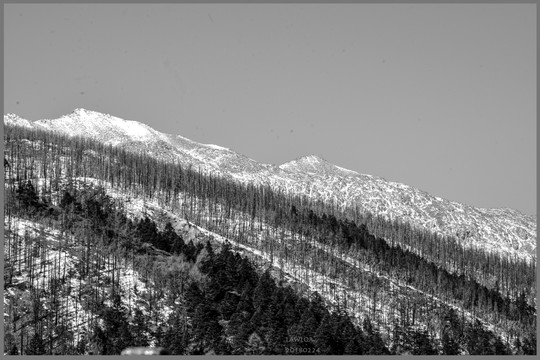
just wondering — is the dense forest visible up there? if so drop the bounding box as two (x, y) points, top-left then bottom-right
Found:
(3, 124), (537, 354)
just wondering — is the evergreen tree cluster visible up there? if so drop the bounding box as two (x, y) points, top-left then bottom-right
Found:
(168, 242), (391, 355)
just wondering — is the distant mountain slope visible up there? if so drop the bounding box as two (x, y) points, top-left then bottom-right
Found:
(4, 109), (536, 261)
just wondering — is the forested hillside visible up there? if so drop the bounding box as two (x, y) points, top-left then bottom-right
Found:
(3, 124), (536, 355)
(6, 109), (536, 263)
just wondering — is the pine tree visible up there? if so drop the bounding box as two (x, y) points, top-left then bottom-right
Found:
(94, 293), (133, 355)
(465, 320), (493, 355)
(190, 300), (222, 354)
(159, 222), (179, 253)
(493, 336), (508, 355)
(16, 180), (42, 213)
(26, 333), (46, 355)
(362, 317), (389, 355)
(441, 330), (460, 355)
(7, 343), (19, 355)
(131, 308), (149, 347)
(185, 281), (204, 314)
(218, 292), (240, 320)
(235, 282), (255, 316)
(314, 313), (336, 354)
(162, 307), (189, 355)
(390, 320), (410, 355)
(227, 311), (253, 355)
(340, 317), (362, 355)
(410, 328), (438, 355)
(522, 331), (536, 355)
(252, 270), (275, 312)
(514, 337), (523, 355)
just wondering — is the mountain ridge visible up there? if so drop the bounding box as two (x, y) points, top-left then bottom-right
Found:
(4, 108), (536, 261)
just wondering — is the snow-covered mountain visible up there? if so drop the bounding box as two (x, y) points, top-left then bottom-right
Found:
(5, 108), (536, 261)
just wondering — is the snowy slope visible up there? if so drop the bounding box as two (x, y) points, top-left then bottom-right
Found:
(3, 216), (172, 349)
(76, 177), (516, 343)
(5, 109), (536, 261)
(4, 113), (34, 128)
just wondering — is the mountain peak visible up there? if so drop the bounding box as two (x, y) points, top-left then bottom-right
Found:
(298, 154), (327, 164)
(280, 154), (323, 170)
(279, 154), (352, 176)
(68, 108), (114, 120)
(32, 109), (160, 145)
(282, 154), (327, 165)
(3, 113), (33, 128)
(73, 107), (89, 114)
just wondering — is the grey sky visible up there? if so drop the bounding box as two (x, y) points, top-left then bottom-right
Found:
(4, 4), (536, 216)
